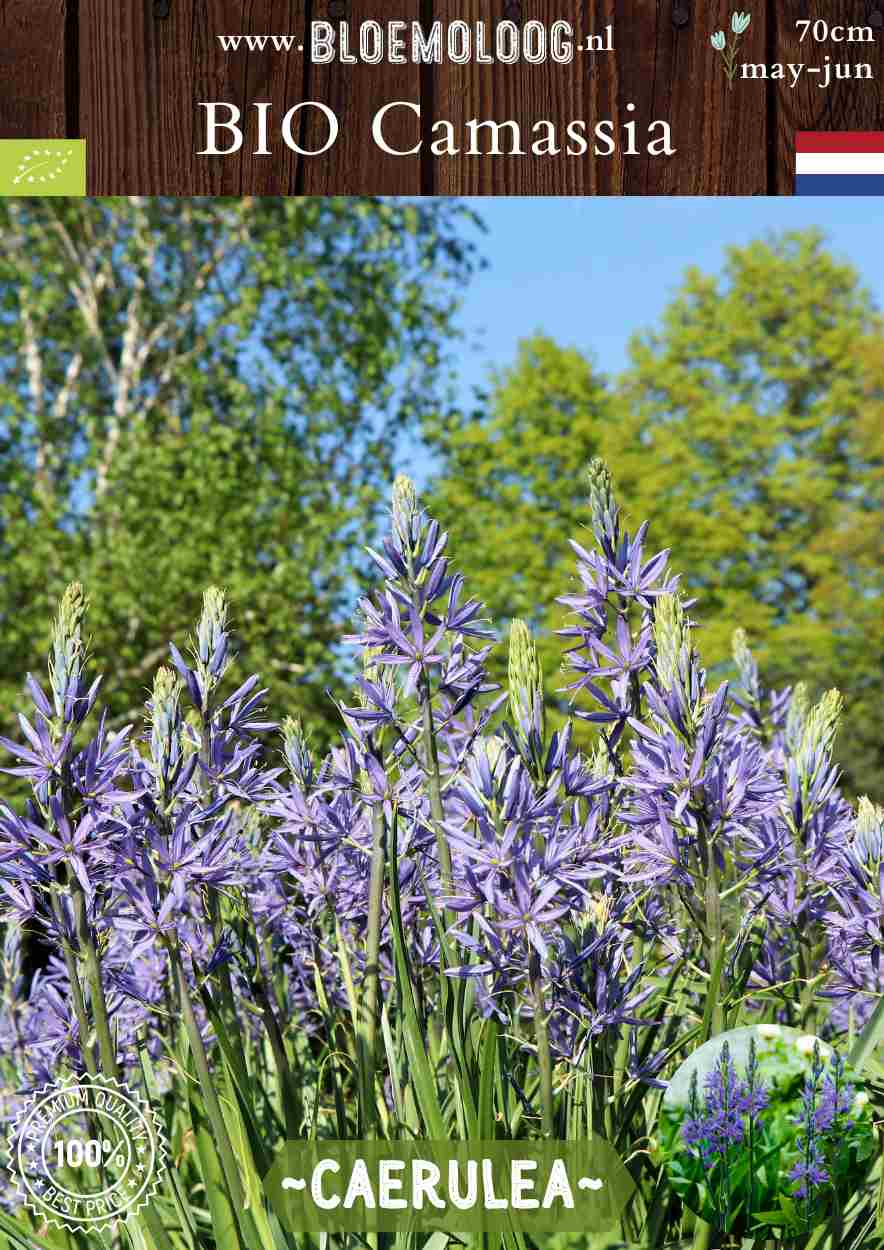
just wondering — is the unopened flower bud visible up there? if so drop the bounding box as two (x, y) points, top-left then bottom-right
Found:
(152, 666), (181, 712)
(587, 457), (619, 549)
(654, 593), (689, 695)
(857, 795), (884, 838)
(149, 666), (183, 784)
(731, 627), (759, 692)
(798, 688), (842, 771)
(392, 473), (419, 548)
(196, 586), (230, 672)
(48, 581), (89, 718)
(854, 795), (884, 865)
(508, 619), (545, 744)
(55, 581), (88, 642)
(282, 715), (313, 788)
(785, 682), (809, 752)
(589, 738), (613, 780)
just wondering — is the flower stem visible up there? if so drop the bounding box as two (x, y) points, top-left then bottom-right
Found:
(198, 710), (241, 1032)
(529, 951), (555, 1137)
(361, 802), (387, 1135)
(701, 829), (725, 1038)
(51, 890), (99, 1078)
(168, 941), (246, 1211)
(695, 824), (724, 1249)
(746, 1043), (757, 1226)
(70, 877), (119, 1080)
(255, 976), (302, 1139)
(421, 678), (453, 904)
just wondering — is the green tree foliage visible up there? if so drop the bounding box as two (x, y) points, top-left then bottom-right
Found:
(0, 198), (479, 743)
(807, 335), (884, 802)
(428, 232), (884, 798)
(425, 334), (611, 706)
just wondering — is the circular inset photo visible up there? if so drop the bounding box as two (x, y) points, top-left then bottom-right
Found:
(658, 1025), (876, 1241)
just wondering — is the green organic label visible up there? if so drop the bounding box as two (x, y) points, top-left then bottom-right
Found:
(0, 141), (86, 196)
(264, 1139), (635, 1235)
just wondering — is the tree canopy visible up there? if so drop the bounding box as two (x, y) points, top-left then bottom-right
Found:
(428, 232), (884, 799)
(425, 333), (610, 704)
(0, 197), (480, 742)
(2, 216), (880, 798)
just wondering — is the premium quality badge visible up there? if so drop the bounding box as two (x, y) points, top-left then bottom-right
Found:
(7, 1075), (167, 1231)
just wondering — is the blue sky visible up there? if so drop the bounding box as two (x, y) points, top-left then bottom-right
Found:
(450, 197), (883, 404)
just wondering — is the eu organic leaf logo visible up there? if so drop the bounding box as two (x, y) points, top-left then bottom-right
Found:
(11, 146), (75, 187)
(711, 10), (752, 88)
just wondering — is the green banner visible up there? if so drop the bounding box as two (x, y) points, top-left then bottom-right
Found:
(0, 141), (86, 195)
(264, 1139), (635, 1235)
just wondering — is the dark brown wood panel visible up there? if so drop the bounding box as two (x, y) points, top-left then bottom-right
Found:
(300, 1), (422, 193)
(429, 1), (768, 195)
(80, 1), (308, 194)
(773, 0), (884, 193)
(583, 0), (663, 196)
(0, 0), (67, 139)
(617, 0), (768, 194)
(3, 1), (884, 193)
(431, 0), (599, 194)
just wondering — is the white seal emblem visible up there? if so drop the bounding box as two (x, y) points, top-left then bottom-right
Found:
(6, 1075), (167, 1230)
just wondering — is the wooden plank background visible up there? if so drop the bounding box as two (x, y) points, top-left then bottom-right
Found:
(0, 1), (882, 194)
(773, 0), (884, 193)
(0, 0), (68, 141)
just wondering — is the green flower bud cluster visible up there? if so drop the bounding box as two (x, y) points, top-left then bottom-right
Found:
(508, 619), (545, 746)
(785, 682), (810, 754)
(392, 473), (419, 550)
(194, 585), (232, 693)
(282, 715), (313, 788)
(48, 581), (89, 719)
(797, 688), (843, 776)
(653, 593), (690, 697)
(732, 627), (752, 683)
(149, 665), (184, 787)
(586, 457), (619, 549)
